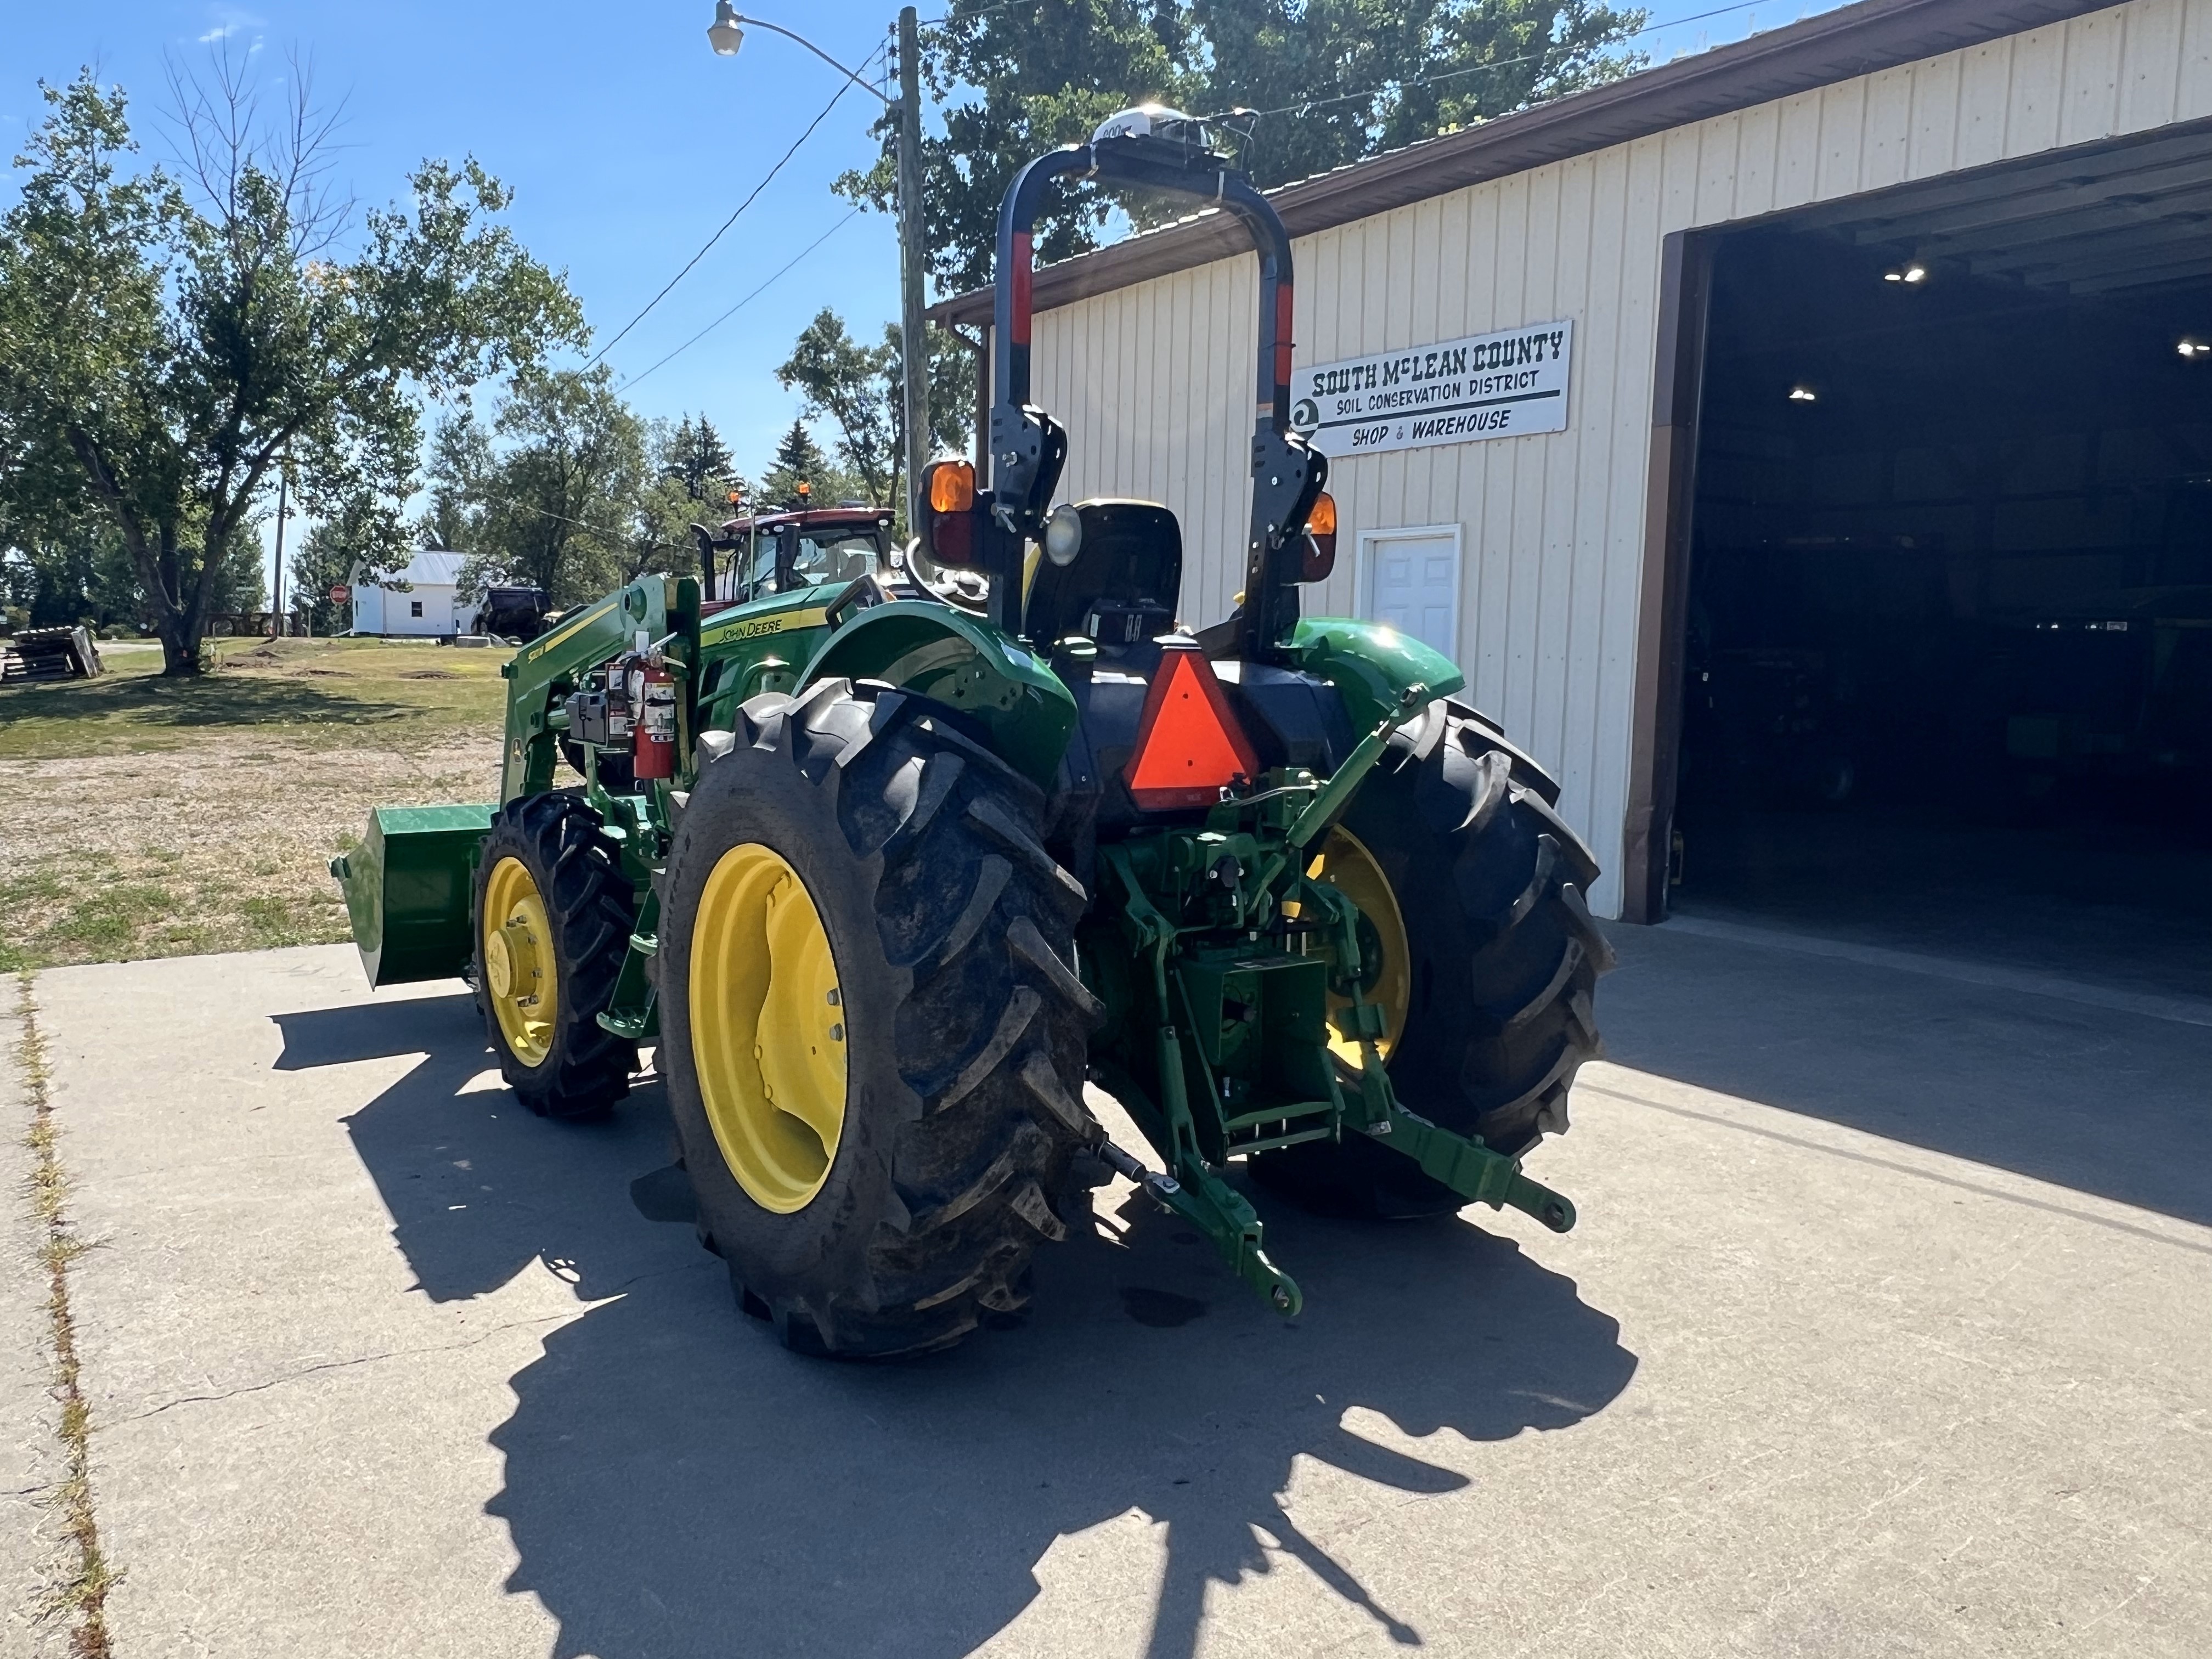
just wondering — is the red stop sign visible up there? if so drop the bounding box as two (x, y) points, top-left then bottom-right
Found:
(328, 584), (351, 604)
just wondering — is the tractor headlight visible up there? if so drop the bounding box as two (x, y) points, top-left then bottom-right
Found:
(1043, 502), (1085, 567)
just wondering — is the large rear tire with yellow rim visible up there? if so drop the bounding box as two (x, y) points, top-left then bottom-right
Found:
(471, 793), (640, 1121)
(659, 679), (1098, 1359)
(1254, 696), (1615, 1217)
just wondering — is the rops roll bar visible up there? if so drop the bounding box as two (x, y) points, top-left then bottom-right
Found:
(986, 109), (1329, 659)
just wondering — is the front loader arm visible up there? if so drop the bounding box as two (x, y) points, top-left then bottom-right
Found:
(496, 577), (698, 803)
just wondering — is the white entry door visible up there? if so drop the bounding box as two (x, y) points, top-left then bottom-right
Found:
(1359, 525), (1463, 663)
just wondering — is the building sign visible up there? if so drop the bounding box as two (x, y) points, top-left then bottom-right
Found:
(1290, 320), (1573, 459)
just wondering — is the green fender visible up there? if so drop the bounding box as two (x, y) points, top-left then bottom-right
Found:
(1285, 616), (1468, 732)
(797, 600), (1076, 789)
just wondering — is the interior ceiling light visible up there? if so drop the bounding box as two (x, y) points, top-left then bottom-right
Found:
(1788, 385), (1818, 402)
(1883, 263), (1928, 284)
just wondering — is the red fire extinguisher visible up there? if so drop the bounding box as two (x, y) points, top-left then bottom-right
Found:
(633, 656), (677, 781)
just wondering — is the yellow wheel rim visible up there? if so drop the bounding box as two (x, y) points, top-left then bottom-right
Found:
(482, 856), (559, 1068)
(1306, 827), (1413, 1069)
(689, 844), (848, 1214)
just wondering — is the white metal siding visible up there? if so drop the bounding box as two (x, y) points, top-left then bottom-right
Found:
(1030, 0), (2212, 916)
(352, 585), (458, 636)
(349, 585), (383, 635)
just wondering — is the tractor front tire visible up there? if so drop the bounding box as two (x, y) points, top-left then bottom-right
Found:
(1255, 697), (1615, 1217)
(660, 680), (1098, 1359)
(472, 793), (639, 1121)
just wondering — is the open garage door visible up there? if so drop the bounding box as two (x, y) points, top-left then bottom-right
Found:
(1664, 122), (2212, 997)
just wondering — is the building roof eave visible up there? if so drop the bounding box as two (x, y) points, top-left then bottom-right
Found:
(927, 0), (2112, 327)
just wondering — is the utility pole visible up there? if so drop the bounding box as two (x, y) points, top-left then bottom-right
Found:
(271, 452), (291, 638)
(708, 6), (933, 528)
(895, 4), (929, 536)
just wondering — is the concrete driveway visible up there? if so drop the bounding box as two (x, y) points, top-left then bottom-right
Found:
(4, 924), (2207, 1657)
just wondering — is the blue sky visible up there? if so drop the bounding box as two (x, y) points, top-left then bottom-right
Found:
(2, 0), (1844, 587)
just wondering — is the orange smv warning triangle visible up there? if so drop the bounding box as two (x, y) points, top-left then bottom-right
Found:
(1124, 645), (1263, 810)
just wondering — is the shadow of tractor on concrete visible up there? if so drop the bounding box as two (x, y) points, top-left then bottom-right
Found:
(275, 992), (1637, 1659)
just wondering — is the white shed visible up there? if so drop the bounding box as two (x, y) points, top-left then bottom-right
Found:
(933, 0), (2212, 932)
(348, 551), (468, 638)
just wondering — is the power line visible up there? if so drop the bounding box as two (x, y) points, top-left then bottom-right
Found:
(915, 0), (1026, 25)
(1239, 1), (1782, 122)
(583, 45), (885, 371)
(924, 0), (1774, 35)
(597, 1), (1778, 391)
(617, 207), (866, 393)
(484, 495), (639, 546)
(913, 1), (1786, 117)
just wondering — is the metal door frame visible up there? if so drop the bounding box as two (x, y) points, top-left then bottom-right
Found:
(1622, 228), (1717, 925)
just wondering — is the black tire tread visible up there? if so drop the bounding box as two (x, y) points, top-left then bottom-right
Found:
(1413, 698), (1610, 1153)
(1255, 695), (1609, 1217)
(671, 684), (1094, 1359)
(472, 792), (639, 1121)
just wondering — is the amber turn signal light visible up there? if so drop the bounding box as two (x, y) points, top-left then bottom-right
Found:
(929, 459), (977, 514)
(919, 459), (983, 567)
(1301, 490), (1338, 582)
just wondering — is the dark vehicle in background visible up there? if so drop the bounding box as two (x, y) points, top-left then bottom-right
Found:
(473, 587), (555, 641)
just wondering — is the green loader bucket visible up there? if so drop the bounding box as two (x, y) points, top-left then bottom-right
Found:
(329, 804), (496, 988)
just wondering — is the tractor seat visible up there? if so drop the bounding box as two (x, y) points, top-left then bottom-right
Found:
(1023, 500), (1183, 651)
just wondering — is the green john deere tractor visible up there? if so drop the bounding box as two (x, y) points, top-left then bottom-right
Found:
(332, 108), (1613, 1357)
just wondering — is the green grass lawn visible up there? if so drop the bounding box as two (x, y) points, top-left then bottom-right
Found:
(0, 635), (509, 762)
(2, 636), (510, 972)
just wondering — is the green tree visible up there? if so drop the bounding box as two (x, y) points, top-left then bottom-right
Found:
(757, 417), (860, 508)
(428, 364), (662, 607)
(645, 417), (747, 582)
(770, 420), (829, 481)
(842, 0), (1194, 297)
(1195, 0), (1646, 188)
(662, 414), (741, 506)
(1, 493), (258, 634)
(291, 507), (375, 636)
(777, 311), (901, 509)
(0, 515), (138, 632)
(917, 322), (981, 464)
(0, 61), (582, 676)
(770, 313), (979, 533)
(839, 0), (1646, 295)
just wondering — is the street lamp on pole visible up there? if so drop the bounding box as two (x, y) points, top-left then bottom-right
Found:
(708, 3), (932, 537)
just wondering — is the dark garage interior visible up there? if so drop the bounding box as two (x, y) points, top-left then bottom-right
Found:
(1674, 125), (2212, 997)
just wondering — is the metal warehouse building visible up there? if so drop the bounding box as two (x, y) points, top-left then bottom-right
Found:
(935, 0), (2212, 963)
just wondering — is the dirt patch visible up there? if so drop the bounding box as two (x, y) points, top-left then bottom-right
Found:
(0, 733), (503, 970)
(0, 637), (517, 970)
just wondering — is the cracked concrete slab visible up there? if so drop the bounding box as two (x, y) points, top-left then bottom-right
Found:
(26, 937), (2212, 1657)
(1, 989), (69, 1659)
